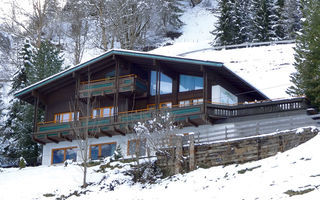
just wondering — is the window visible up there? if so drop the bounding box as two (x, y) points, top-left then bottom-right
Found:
(54, 112), (79, 123)
(212, 85), (238, 105)
(92, 107), (114, 118)
(179, 98), (203, 107)
(179, 74), (203, 92)
(127, 139), (146, 156)
(147, 102), (172, 109)
(90, 142), (116, 160)
(52, 147), (77, 164)
(150, 71), (172, 95)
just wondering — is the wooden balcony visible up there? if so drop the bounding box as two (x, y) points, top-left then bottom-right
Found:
(79, 74), (147, 98)
(33, 104), (205, 144)
(33, 97), (310, 144)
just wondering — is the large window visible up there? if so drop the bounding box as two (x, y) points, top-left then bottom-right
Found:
(150, 71), (172, 95)
(92, 107), (114, 118)
(54, 112), (79, 123)
(127, 139), (146, 156)
(90, 142), (116, 160)
(179, 74), (203, 92)
(52, 147), (77, 164)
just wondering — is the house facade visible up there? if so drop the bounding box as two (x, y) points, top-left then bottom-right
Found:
(15, 49), (312, 165)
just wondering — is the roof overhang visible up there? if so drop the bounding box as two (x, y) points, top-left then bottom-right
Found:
(14, 49), (268, 104)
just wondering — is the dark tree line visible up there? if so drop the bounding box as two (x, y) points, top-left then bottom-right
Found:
(213, 0), (303, 45)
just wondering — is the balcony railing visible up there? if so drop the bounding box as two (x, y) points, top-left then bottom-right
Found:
(79, 74), (147, 98)
(34, 104), (205, 144)
(33, 97), (309, 144)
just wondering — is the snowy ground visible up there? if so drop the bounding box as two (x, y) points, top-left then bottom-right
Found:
(1, 128), (320, 200)
(0, 2), (314, 200)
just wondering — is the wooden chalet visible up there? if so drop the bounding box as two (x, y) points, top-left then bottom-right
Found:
(15, 49), (312, 165)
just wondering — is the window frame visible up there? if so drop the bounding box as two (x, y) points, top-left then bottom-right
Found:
(92, 106), (114, 119)
(54, 111), (79, 123)
(179, 74), (204, 92)
(51, 146), (77, 164)
(179, 98), (203, 107)
(89, 142), (117, 160)
(150, 71), (173, 96)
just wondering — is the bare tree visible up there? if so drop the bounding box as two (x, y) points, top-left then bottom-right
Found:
(1, 0), (61, 47)
(69, 72), (98, 187)
(63, 0), (90, 65)
(132, 110), (177, 165)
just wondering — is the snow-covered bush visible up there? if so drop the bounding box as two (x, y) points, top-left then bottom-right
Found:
(127, 161), (162, 184)
(19, 157), (26, 169)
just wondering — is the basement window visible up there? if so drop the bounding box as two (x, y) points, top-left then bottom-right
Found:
(90, 142), (116, 160)
(52, 147), (77, 164)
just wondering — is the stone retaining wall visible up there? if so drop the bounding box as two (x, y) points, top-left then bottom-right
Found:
(156, 127), (318, 175)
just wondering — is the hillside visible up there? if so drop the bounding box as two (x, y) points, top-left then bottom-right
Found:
(1, 2), (319, 200)
(0, 127), (319, 200)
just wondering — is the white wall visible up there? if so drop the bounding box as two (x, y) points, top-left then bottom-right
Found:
(42, 134), (128, 166)
(41, 124), (234, 166)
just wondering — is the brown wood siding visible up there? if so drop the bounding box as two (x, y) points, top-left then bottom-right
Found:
(45, 83), (76, 121)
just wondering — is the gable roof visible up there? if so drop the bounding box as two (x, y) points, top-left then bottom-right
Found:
(15, 49), (268, 103)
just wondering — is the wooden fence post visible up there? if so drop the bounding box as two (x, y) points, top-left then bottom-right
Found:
(225, 126), (228, 140)
(189, 134), (195, 171)
(256, 122), (260, 135)
(175, 136), (183, 174)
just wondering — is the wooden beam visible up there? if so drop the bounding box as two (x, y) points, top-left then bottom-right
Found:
(114, 127), (125, 136)
(32, 135), (45, 145)
(186, 117), (199, 127)
(46, 136), (59, 144)
(99, 128), (113, 137)
(59, 133), (72, 142)
(32, 96), (39, 134)
(88, 131), (99, 139)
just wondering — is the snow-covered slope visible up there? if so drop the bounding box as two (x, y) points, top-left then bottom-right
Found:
(151, 2), (295, 100)
(1, 128), (320, 200)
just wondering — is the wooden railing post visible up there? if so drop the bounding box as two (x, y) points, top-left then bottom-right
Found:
(189, 134), (195, 171)
(224, 126), (228, 139)
(175, 136), (183, 174)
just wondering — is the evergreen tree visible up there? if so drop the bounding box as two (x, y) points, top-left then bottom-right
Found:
(251, 0), (273, 42)
(213, 0), (236, 45)
(284, 0), (303, 39)
(160, 0), (184, 33)
(3, 40), (64, 165)
(287, 0), (320, 107)
(272, 0), (286, 40)
(233, 0), (252, 43)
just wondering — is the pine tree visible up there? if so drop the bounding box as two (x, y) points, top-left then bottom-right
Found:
(251, 0), (273, 42)
(31, 40), (64, 82)
(213, 0), (236, 45)
(233, 0), (252, 43)
(3, 40), (64, 165)
(287, 0), (320, 107)
(284, 0), (303, 39)
(160, 0), (184, 33)
(272, 0), (286, 40)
